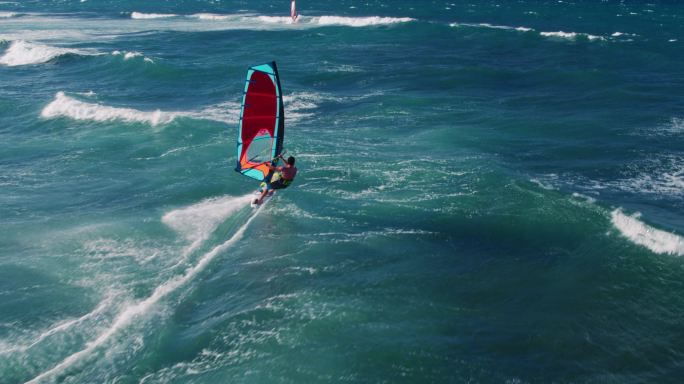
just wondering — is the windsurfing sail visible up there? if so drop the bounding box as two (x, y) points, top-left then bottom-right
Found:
(235, 61), (285, 181)
(291, 0), (299, 22)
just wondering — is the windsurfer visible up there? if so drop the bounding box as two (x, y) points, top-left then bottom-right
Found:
(291, 0), (299, 23)
(254, 155), (297, 205)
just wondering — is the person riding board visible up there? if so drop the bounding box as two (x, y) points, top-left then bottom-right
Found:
(254, 154), (297, 205)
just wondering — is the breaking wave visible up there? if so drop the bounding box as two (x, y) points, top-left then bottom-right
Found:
(302, 15), (414, 27)
(540, 31), (605, 41)
(449, 22), (608, 41)
(41, 92), (181, 126)
(39, 89), (328, 127)
(111, 50), (154, 63)
(0, 40), (99, 66)
(611, 210), (684, 256)
(130, 12), (177, 19)
(450, 22), (533, 32)
(129, 12), (413, 27)
(190, 13), (234, 21)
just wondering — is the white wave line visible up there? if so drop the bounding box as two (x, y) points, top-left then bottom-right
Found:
(611, 209), (684, 256)
(25, 196), (265, 384)
(0, 298), (111, 355)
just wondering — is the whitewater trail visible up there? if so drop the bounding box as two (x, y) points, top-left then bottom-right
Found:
(25, 194), (260, 384)
(0, 298), (112, 356)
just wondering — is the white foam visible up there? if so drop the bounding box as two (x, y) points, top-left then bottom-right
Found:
(449, 22), (533, 32)
(611, 153), (684, 198)
(261, 14), (415, 27)
(611, 210), (684, 256)
(530, 178), (556, 190)
(0, 11), (17, 18)
(571, 192), (596, 204)
(540, 30), (605, 41)
(195, 100), (241, 124)
(670, 118), (684, 133)
(255, 15), (300, 25)
(130, 12), (177, 19)
(26, 194), (264, 384)
(83, 238), (161, 264)
(313, 15), (414, 27)
(41, 91), (180, 126)
(41, 92), (262, 126)
(111, 50), (152, 62)
(0, 296), (112, 355)
(162, 195), (253, 245)
(541, 31), (578, 39)
(191, 13), (233, 20)
(282, 92), (323, 122)
(319, 63), (363, 73)
(0, 40), (98, 66)
(641, 117), (684, 136)
(1, 13), (413, 45)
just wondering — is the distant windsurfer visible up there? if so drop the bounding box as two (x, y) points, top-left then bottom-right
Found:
(291, 0), (299, 23)
(254, 155), (297, 205)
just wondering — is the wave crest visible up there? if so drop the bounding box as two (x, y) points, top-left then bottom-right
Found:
(314, 15), (414, 27)
(41, 92), (179, 126)
(130, 12), (177, 19)
(191, 13), (234, 20)
(0, 40), (97, 67)
(450, 22), (533, 32)
(111, 50), (154, 63)
(541, 30), (605, 41)
(611, 210), (684, 256)
(129, 12), (414, 27)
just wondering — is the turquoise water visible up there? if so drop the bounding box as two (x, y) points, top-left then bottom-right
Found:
(1, 1), (684, 383)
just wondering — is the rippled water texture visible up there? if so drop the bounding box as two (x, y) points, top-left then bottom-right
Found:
(1, 1), (684, 383)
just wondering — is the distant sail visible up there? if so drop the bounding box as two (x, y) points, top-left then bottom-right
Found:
(235, 62), (285, 181)
(291, 0), (299, 22)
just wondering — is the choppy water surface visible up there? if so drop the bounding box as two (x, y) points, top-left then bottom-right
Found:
(1, 1), (684, 383)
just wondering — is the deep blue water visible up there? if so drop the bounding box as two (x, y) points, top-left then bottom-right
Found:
(1, 1), (684, 383)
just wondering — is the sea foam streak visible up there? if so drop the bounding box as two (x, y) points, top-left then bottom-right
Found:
(41, 92), (180, 126)
(611, 210), (684, 256)
(0, 40), (98, 66)
(450, 22), (533, 32)
(190, 13), (234, 20)
(310, 15), (414, 27)
(130, 12), (177, 19)
(449, 23), (606, 41)
(0, 297), (112, 355)
(130, 13), (414, 27)
(541, 31), (605, 41)
(26, 194), (264, 383)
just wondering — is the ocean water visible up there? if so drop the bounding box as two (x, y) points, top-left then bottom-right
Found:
(1, 0), (684, 383)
